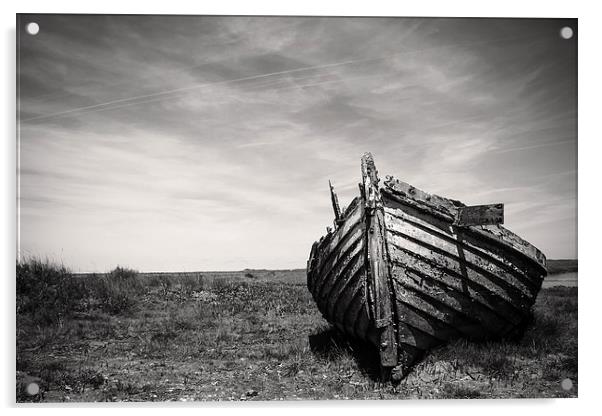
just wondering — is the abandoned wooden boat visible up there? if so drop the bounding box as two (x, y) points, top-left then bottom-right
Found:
(307, 153), (547, 381)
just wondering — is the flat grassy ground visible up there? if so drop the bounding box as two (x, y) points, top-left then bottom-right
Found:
(16, 266), (577, 402)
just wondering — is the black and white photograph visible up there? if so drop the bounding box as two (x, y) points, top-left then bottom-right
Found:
(15, 14), (577, 402)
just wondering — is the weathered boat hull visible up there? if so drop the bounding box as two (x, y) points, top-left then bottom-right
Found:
(307, 153), (547, 381)
(307, 197), (376, 345)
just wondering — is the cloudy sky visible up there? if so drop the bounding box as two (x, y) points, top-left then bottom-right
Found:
(17, 15), (577, 272)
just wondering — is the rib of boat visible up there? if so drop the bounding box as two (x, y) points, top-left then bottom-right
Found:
(306, 153), (547, 382)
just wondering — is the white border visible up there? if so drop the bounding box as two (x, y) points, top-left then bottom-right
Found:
(1, 0), (589, 17)
(3, 1), (600, 415)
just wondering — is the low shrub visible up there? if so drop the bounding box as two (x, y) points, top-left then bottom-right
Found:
(16, 258), (88, 325)
(87, 266), (144, 314)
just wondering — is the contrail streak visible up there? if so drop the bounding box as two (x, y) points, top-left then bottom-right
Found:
(20, 72), (344, 123)
(21, 73), (385, 123)
(20, 31), (552, 124)
(21, 57), (376, 123)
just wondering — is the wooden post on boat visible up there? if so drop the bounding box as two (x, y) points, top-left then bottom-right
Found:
(329, 180), (342, 227)
(360, 153), (398, 374)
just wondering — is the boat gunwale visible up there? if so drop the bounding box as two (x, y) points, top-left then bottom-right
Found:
(388, 252), (526, 326)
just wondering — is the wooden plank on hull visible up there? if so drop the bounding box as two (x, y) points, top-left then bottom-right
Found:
(321, 205), (363, 258)
(312, 224), (364, 297)
(391, 273), (484, 339)
(392, 298), (449, 348)
(388, 247), (526, 326)
(471, 225), (547, 270)
(311, 204), (363, 282)
(318, 265), (364, 321)
(393, 295), (464, 343)
(384, 205), (544, 290)
(390, 270), (506, 338)
(316, 237), (364, 303)
(389, 255), (522, 329)
(324, 258), (365, 317)
(335, 275), (367, 337)
(384, 210), (537, 298)
(456, 228), (546, 286)
(386, 232), (534, 315)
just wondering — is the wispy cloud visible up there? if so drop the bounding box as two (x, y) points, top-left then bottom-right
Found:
(17, 15), (577, 271)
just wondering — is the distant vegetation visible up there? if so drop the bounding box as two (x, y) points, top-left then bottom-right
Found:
(16, 258), (577, 401)
(547, 259), (578, 274)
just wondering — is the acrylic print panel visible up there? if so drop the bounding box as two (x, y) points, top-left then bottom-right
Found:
(16, 14), (577, 402)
